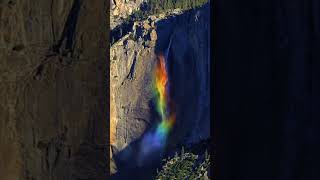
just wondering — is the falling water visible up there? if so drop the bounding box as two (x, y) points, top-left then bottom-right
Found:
(138, 36), (175, 165)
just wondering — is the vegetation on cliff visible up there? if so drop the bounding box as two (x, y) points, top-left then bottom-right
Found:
(125, 0), (208, 21)
(111, 0), (209, 44)
(149, 0), (209, 13)
(156, 146), (211, 179)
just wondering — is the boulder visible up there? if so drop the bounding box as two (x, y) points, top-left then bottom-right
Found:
(143, 21), (152, 30)
(150, 29), (158, 41)
(113, 8), (120, 16)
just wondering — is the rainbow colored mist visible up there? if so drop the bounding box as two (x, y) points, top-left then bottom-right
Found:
(139, 53), (175, 157)
(152, 53), (176, 143)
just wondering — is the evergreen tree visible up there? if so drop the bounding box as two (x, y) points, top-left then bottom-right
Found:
(205, 149), (208, 160)
(167, 0), (174, 10)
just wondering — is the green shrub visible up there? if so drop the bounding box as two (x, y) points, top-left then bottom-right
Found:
(123, 0), (209, 23)
(156, 150), (211, 180)
(149, 0), (209, 14)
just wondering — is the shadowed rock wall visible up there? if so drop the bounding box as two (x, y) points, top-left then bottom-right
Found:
(0, 0), (108, 179)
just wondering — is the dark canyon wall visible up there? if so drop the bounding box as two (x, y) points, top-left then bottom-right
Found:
(0, 0), (108, 179)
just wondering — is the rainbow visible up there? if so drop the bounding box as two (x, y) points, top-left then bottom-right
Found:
(139, 52), (175, 157)
(152, 53), (176, 144)
(147, 53), (176, 144)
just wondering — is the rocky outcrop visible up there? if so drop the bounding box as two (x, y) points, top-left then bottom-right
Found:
(110, 0), (145, 29)
(111, 0), (143, 16)
(110, 3), (210, 176)
(0, 0), (108, 179)
(110, 9), (185, 155)
(110, 22), (157, 151)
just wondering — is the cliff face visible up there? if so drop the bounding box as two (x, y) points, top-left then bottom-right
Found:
(110, 15), (160, 151)
(167, 4), (211, 145)
(110, 0), (145, 29)
(110, 3), (210, 175)
(110, 0), (144, 16)
(0, 0), (108, 179)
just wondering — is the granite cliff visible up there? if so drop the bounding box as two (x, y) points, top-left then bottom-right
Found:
(110, 2), (210, 177)
(0, 0), (108, 179)
(110, 0), (145, 29)
(0, 0), (210, 179)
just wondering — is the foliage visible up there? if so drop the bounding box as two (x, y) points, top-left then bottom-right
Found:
(155, 148), (211, 179)
(149, 0), (209, 14)
(123, 0), (209, 23)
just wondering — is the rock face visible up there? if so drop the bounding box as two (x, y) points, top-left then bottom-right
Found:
(165, 4), (211, 146)
(110, 3), (210, 176)
(110, 27), (156, 152)
(110, 10), (184, 158)
(0, 0), (108, 180)
(111, 0), (143, 15)
(110, 0), (145, 29)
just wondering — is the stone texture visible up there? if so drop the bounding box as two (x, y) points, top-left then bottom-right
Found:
(0, 0), (108, 179)
(110, 0), (145, 29)
(110, 3), (210, 175)
(143, 21), (151, 30)
(150, 29), (157, 41)
(110, 33), (155, 151)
